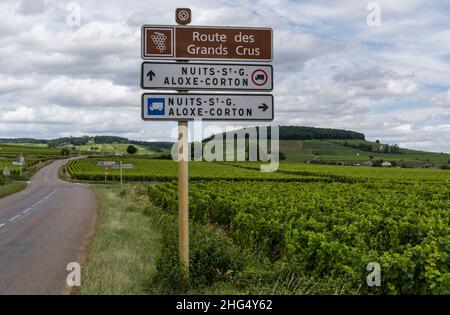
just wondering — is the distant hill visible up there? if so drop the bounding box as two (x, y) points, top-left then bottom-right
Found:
(204, 126), (365, 142)
(1, 127), (449, 167)
(47, 136), (129, 148)
(0, 136), (172, 154)
(279, 139), (450, 167)
(200, 126), (450, 167)
(278, 126), (365, 140)
(128, 140), (173, 152)
(0, 138), (47, 145)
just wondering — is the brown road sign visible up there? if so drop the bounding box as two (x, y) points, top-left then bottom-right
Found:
(142, 25), (272, 61)
(176, 8), (191, 25)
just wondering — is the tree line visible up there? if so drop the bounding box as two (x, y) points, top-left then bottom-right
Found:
(47, 136), (129, 147)
(203, 126), (366, 142)
(342, 142), (402, 154)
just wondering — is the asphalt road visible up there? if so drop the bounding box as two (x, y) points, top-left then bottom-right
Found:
(0, 159), (96, 294)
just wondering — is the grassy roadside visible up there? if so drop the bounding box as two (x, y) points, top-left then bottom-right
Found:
(77, 182), (359, 295)
(0, 160), (55, 199)
(78, 184), (161, 295)
(0, 181), (27, 199)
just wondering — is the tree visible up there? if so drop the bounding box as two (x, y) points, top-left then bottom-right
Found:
(375, 140), (380, 144)
(60, 148), (70, 156)
(372, 159), (383, 167)
(390, 144), (401, 154)
(127, 145), (138, 154)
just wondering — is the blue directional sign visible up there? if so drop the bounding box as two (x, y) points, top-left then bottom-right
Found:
(142, 93), (273, 121)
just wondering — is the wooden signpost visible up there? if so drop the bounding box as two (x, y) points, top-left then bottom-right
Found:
(140, 9), (274, 279)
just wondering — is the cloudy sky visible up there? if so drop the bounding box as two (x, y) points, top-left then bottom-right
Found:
(0, 0), (449, 152)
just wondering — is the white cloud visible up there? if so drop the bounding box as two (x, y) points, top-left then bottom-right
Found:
(18, 0), (46, 15)
(0, 0), (449, 152)
(431, 89), (450, 108)
(386, 80), (417, 95)
(0, 75), (35, 94)
(42, 77), (136, 108)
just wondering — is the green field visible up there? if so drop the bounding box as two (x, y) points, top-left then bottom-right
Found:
(66, 158), (300, 182)
(187, 138), (450, 167)
(0, 141), (156, 160)
(279, 140), (450, 166)
(224, 161), (450, 182)
(0, 157), (45, 174)
(0, 181), (27, 199)
(78, 185), (159, 295)
(145, 162), (450, 294)
(3, 138), (449, 294)
(65, 141), (155, 155)
(0, 143), (48, 148)
(0, 144), (61, 156)
(67, 157), (450, 183)
(66, 155), (450, 294)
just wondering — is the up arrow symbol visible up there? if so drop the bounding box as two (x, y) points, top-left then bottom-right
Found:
(147, 70), (155, 81)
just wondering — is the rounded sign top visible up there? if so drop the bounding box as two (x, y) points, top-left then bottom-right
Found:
(176, 8), (191, 25)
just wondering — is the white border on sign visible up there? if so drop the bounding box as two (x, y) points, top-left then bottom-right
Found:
(141, 25), (273, 62)
(142, 26), (175, 58)
(140, 62), (274, 91)
(141, 93), (274, 122)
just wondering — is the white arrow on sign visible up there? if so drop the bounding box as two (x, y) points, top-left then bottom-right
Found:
(141, 93), (273, 121)
(141, 62), (273, 91)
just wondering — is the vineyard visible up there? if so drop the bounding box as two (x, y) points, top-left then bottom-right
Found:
(66, 158), (302, 182)
(225, 161), (450, 182)
(0, 144), (61, 156)
(65, 156), (450, 293)
(146, 163), (450, 294)
(67, 158), (450, 184)
(0, 158), (43, 174)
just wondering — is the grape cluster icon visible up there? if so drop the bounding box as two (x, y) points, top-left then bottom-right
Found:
(151, 32), (167, 53)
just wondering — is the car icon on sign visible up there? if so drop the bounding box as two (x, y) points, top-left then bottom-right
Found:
(148, 98), (165, 115)
(255, 74), (265, 81)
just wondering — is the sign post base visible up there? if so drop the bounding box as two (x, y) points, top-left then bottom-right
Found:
(178, 120), (189, 279)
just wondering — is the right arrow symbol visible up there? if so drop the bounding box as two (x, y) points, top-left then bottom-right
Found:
(258, 103), (269, 111)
